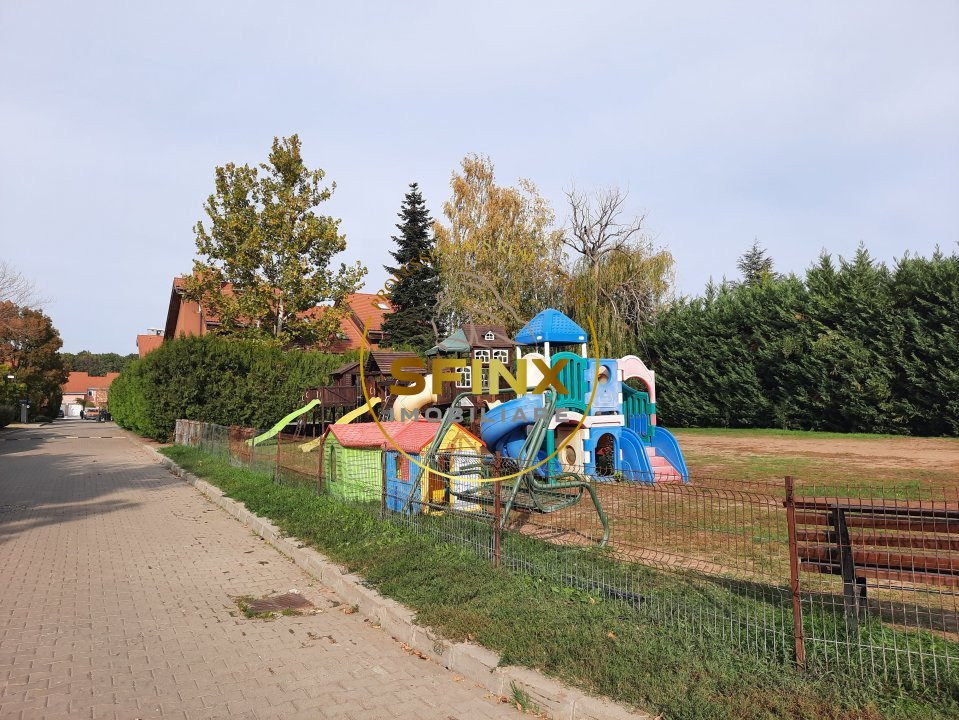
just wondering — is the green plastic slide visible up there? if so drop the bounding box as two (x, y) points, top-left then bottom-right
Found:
(247, 399), (322, 446)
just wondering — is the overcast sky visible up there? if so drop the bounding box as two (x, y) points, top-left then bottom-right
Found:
(1, 2), (957, 353)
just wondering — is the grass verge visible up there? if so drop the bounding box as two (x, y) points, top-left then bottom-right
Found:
(161, 445), (957, 720)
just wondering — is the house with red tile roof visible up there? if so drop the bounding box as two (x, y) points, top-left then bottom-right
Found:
(156, 276), (393, 352)
(61, 372), (120, 416)
(135, 333), (163, 358)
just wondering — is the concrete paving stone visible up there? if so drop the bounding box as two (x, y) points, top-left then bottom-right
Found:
(0, 421), (524, 719)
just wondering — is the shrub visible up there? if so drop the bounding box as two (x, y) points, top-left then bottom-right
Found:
(109, 336), (352, 441)
(0, 405), (16, 428)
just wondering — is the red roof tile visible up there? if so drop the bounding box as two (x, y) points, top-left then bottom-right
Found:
(165, 278), (393, 351)
(136, 334), (163, 357)
(62, 372), (120, 394)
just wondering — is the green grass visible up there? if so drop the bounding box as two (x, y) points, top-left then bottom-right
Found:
(162, 445), (959, 720)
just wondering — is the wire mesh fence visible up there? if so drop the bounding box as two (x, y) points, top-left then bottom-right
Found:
(173, 419), (959, 695)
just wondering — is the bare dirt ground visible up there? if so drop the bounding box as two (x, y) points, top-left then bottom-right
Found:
(671, 430), (959, 487)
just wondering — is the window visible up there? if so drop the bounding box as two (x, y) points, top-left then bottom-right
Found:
(564, 445), (577, 466)
(455, 365), (471, 388)
(484, 331), (495, 341)
(481, 367), (489, 392)
(473, 349), (490, 363)
(492, 349), (509, 364)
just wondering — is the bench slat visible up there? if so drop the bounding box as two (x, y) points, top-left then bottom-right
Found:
(794, 512), (959, 534)
(797, 543), (959, 574)
(793, 497), (959, 519)
(856, 567), (959, 589)
(795, 528), (959, 552)
(800, 561), (959, 588)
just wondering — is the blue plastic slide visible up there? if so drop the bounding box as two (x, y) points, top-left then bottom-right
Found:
(617, 428), (655, 483)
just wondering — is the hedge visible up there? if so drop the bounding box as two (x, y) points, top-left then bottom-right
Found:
(0, 405), (16, 428)
(641, 248), (959, 435)
(109, 335), (352, 441)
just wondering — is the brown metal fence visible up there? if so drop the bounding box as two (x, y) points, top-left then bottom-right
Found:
(173, 419), (959, 693)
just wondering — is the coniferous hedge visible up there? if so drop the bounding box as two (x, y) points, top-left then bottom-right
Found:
(109, 336), (351, 441)
(642, 247), (959, 436)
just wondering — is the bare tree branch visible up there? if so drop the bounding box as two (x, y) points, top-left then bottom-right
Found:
(563, 186), (647, 266)
(0, 262), (44, 309)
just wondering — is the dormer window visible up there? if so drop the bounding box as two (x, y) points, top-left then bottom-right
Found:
(484, 331), (495, 341)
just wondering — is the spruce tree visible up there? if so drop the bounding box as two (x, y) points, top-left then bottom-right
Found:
(736, 240), (776, 285)
(381, 183), (442, 350)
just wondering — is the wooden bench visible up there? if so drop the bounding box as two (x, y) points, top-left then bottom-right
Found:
(789, 497), (959, 634)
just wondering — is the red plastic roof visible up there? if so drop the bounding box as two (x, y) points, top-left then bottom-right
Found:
(329, 421), (477, 453)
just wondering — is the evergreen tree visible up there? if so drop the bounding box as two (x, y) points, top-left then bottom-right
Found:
(736, 240), (776, 285)
(381, 183), (442, 350)
(61, 351), (138, 375)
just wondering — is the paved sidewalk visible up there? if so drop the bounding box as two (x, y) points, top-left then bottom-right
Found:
(0, 420), (521, 719)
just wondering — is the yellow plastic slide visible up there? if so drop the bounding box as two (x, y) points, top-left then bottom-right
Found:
(299, 397), (381, 453)
(247, 399), (321, 446)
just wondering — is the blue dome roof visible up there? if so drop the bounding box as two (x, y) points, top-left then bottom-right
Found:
(514, 309), (588, 345)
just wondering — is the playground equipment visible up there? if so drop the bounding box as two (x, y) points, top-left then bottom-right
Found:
(298, 397), (382, 453)
(248, 398), (321, 447)
(404, 392), (610, 547)
(387, 373), (438, 421)
(506, 310), (689, 484)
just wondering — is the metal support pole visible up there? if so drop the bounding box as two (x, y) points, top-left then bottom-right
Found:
(492, 451), (502, 568)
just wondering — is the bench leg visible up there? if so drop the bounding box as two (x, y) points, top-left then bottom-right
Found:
(830, 509), (860, 637)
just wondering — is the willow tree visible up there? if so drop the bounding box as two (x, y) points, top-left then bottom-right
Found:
(433, 154), (564, 333)
(184, 135), (366, 347)
(562, 187), (674, 356)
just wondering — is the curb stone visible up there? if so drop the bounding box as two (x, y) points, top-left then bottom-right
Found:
(149, 448), (652, 720)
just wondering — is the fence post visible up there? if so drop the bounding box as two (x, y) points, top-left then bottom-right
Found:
(784, 475), (806, 670)
(316, 435), (324, 495)
(274, 432), (281, 483)
(380, 446), (387, 517)
(492, 451), (502, 568)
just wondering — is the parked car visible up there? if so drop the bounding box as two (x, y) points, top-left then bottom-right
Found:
(84, 407), (101, 421)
